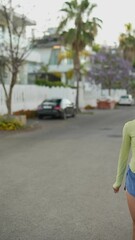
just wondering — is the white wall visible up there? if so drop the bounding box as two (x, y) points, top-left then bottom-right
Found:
(101, 89), (127, 102)
(0, 83), (128, 115)
(37, 48), (51, 65)
(79, 82), (127, 108)
(26, 50), (41, 63)
(0, 85), (76, 114)
(79, 82), (101, 108)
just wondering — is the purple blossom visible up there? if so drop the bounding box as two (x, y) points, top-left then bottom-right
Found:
(89, 48), (133, 91)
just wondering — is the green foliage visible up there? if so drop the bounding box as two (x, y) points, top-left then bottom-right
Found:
(40, 64), (49, 73)
(132, 59), (135, 69)
(57, 0), (102, 51)
(84, 105), (95, 110)
(119, 23), (135, 62)
(35, 79), (68, 88)
(0, 116), (23, 131)
(92, 43), (101, 52)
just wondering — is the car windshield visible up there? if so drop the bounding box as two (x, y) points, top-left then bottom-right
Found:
(43, 99), (61, 105)
(120, 96), (129, 99)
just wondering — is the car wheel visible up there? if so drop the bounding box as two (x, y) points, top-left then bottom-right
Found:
(61, 110), (67, 120)
(72, 110), (76, 118)
(38, 115), (44, 120)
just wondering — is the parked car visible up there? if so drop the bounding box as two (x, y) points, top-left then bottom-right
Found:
(118, 94), (134, 106)
(37, 98), (76, 119)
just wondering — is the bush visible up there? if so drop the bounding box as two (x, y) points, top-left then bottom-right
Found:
(13, 110), (37, 119)
(84, 105), (95, 110)
(0, 116), (23, 131)
(35, 79), (68, 88)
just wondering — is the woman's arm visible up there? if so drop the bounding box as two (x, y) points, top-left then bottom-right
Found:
(113, 122), (131, 190)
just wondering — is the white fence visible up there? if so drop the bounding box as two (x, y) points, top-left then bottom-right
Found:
(79, 83), (127, 108)
(0, 84), (127, 115)
(0, 85), (76, 114)
(101, 89), (127, 102)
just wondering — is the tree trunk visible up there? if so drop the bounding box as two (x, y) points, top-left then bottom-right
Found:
(108, 88), (111, 96)
(108, 79), (112, 96)
(74, 51), (81, 113)
(76, 70), (81, 113)
(6, 92), (12, 116)
(6, 72), (17, 116)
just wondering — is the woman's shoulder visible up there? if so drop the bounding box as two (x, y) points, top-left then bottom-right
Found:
(124, 119), (135, 130)
(125, 119), (135, 125)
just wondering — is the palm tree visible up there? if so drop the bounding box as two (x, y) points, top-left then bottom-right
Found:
(119, 23), (135, 62)
(57, 0), (102, 112)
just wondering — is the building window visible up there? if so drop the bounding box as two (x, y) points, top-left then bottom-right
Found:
(49, 48), (60, 65)
(0, 25), (5, 34)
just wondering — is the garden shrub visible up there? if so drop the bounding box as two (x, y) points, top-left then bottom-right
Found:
(35, 79), (68, 88)
(0, 116), (23, 131)
(84, 105), (95, 110)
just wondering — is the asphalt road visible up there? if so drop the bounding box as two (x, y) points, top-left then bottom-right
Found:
(0, 106), (135, 240)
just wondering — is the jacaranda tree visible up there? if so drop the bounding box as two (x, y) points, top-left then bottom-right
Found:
(89, 47), (133, 95)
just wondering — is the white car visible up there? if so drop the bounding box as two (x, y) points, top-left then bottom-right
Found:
(118, 95), (134, 106)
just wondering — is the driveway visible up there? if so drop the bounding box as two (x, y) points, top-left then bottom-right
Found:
(0, 106), (134, 240)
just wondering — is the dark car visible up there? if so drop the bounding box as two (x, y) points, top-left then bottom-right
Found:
(37, 98), (76, 119)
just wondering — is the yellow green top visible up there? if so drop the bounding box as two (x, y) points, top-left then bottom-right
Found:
(113, 120), (135, 188)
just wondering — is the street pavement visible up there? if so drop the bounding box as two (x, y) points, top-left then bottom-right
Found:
(0, 106), (135, 240)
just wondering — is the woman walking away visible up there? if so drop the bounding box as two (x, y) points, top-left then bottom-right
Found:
(113, 120), (135, 240)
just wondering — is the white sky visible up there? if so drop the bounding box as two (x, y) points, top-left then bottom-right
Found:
(13, 0), (135, 46)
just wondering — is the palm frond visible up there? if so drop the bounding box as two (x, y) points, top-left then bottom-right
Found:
(125, 23), (132, 34)
(79, 49), (90, 57)
(64, 1), (73, 9)
(71, 0), (78, 10)
(57, 18), (68, 33)
(80, 0), (89, 12)
(60, 8), (71, 13)
(87, 4), (97, 16)
(62, 28), (77, 45)
(92, 17), (102, 25)
(57, 0), (102, 52)
(62, 0), (78, 12)
(58, 50), (73, 64)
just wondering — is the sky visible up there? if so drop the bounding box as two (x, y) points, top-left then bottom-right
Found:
(12, 0), (135, 46)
